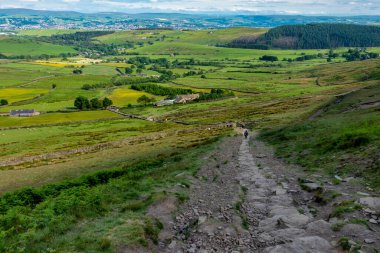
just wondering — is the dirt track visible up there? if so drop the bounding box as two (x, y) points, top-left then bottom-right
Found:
(149, 134), (380, 253)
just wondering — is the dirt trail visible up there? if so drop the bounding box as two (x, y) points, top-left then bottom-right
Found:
(152, 134), (380, 253)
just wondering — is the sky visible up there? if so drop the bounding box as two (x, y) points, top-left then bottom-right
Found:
(0, 0), (379, 15)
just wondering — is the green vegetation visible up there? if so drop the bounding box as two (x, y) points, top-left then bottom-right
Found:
(0, 137), (220, 252)
(0, 26), (379, 251)
(74, 96), (113, 110)
(137, 95), (156, 106)
(0, 36), (76, 57)
(131, 83), (193, 97)
(260, 85), (380, 188)
(231, 24), (380, 49)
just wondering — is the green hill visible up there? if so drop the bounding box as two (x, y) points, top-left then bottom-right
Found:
(230, 23), (380, 49)
(260, 84), (380, 189)
(0, 36), (77, 57)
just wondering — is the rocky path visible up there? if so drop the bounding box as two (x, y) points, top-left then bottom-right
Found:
(237, 136), (332, 252)
(154, 134), (380, 253)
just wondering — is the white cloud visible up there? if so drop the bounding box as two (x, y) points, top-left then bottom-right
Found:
(0, 0), (379, 15)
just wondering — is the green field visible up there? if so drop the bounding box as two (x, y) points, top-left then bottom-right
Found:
(0, 27), (379, 252)
(0, 36), (76, 56)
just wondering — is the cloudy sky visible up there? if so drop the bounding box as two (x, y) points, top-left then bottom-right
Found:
(0, 0), (379, 15)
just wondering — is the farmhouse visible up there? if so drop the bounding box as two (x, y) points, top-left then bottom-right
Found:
(175, 94), (200, 104)
(107, 105), (120, 112)
(10, 109), (40, 117)
(155, 99), (175, 107)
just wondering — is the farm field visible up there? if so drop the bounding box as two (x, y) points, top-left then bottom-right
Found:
(0, 27), (379, 252)
(0, 36), (76, 56)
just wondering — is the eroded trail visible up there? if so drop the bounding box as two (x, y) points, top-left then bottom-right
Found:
(237, 137), (332, 252)
(156, 135), (378, 253)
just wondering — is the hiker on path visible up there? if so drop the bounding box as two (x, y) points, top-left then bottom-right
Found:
(244, 129), (249, 139)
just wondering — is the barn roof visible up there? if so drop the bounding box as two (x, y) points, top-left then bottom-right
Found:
(10, 109), (36, 115)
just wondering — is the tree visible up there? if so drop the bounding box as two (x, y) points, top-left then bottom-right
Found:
(74, 96), (90, 110)
(0, 99), (8, 106)
(125, 67), (133, 74)
(259, 55), (278, 62)
(73, 69), (82, 75)
(90, 98), (102, 109)
(102, 97), (113, 108)
(136, 68), (143, 74)
(81, 84), (92, 90)
(137, 95), (153, 106)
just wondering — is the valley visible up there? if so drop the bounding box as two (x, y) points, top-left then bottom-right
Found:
(0, 25), (379, 252)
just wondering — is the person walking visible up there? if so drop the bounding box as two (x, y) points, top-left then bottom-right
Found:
(244, 129), (249, 139)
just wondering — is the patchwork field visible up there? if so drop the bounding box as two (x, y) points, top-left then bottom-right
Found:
(0, 27), (379, 253)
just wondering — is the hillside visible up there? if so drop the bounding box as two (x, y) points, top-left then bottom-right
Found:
(230, 23), (380, 49)
(0, 26), (379, 252)
(260, 84), (380, 188)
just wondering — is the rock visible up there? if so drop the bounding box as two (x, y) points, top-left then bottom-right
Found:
(306, 220), (331, 235)
(198, 216), (207, 225)
(302, 182), (322, 192)
(368, 219), (377, 224)
(357, 192), (371, 196)
(340, 224), (371, 237)
(168, 240), (177, 249)
(265, 236), (332, 253)
(259, 213), (309, 231)
(363, 208), (376, 215)
(364, 239), (374, 244)
(359, 197), (380, 210)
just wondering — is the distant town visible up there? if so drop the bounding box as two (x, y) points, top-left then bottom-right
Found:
(0, 9), (380, 30)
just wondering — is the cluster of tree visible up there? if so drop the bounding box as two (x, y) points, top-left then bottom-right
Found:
(227, 24), (380, 49)
(283, 53), (324, 62)
(73, 69), (83, 75)
(259, 55), (278, 62)
(81, 83), (110, 90)
(74, 96), (113, 110)
(111, 76), (158, 86)
(131, 83), (193, 97)
(197, 89), (234, 101)
(225, 36), (269, 50)
(182, 70), (205, 77)
(38, 31), (119, 55)
(127, 57), (169, 67)
(137, 95), (156, 106)
(343, 48), (379, 61)
(0, 99), (8, 106)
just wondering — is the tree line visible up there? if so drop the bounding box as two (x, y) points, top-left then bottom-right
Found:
(131, 83), (193, 97)
(228, 24), (380, 49)
(74, 96), (113, 110)
(197, 89), (234, 101)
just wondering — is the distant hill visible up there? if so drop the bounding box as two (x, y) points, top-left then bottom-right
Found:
(230, 23), (380, 49)
(0, 9), (380, 30)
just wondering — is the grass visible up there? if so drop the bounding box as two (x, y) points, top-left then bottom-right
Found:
(260, 85), (380, 189)
(0, 27), (379, 251)
(0, 129), (224, 252)
(0, 118), (164, 160)
(0, 36), (76, 56)
(16, 29), (80, 37)
(109, 87), (164, 106)
(0, 110), (121, 128)
(331, 200), (363, 218)
(0, 87), (49, 103)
